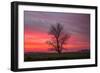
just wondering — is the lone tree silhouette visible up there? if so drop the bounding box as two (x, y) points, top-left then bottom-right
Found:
(47, 23), (70, 54)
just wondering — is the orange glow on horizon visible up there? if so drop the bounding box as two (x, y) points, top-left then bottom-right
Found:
(24, 30), (90, 52)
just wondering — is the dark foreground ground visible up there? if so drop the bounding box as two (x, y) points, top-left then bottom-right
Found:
(24, 50), (90, 62)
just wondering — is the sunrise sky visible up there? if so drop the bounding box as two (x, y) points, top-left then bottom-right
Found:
(24, 11), (90, 53)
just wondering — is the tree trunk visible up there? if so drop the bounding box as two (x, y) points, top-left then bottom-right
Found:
(57, 48), (62, 54)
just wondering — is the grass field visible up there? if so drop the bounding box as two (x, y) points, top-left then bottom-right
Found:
(24, 50), (90, 62)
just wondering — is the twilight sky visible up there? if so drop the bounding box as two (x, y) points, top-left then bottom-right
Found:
(24, 11), (90, 53)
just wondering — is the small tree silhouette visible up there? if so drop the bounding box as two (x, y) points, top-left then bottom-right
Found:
(47, 23), (70, 54)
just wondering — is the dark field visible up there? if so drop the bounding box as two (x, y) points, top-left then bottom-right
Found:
(24, 50), (90, 62)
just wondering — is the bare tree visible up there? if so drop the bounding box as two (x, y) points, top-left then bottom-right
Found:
(47, 23), (70, 54)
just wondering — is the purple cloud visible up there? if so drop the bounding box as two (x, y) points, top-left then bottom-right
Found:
(24, 11), (90, 40)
